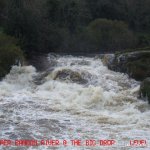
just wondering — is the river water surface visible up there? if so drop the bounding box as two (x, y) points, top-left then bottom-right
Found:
(0, 54), (149, 150)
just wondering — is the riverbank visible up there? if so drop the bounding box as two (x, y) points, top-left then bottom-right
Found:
(102, 50), (150, 103)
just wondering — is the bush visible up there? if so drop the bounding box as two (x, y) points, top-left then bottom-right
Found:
(0, 32), (24, 79)
(86, 19), (137, 52)
(137, 33), (150, 47)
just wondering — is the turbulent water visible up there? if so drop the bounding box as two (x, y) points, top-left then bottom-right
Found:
(0, 54), (149, 150)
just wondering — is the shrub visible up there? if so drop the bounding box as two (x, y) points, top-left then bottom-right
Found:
(86, 19), (137, 52)
(0, 32), (24, 79)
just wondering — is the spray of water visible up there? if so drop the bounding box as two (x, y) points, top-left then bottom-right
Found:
(0, 54), (149, 149)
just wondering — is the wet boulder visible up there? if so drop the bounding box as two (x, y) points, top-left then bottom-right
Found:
(140, 77), (150, 103)
(104, 51), (150, 81)
(33, 68), (54, 85)
(28, 54), (57, 71)
(53, 69), (88, 84)
(102, 54), (115, 69)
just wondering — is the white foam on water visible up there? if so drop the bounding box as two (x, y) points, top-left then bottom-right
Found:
(0, 54), (150, 149)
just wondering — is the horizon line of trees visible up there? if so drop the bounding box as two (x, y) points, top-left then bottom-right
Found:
(0, 0), (150, 55)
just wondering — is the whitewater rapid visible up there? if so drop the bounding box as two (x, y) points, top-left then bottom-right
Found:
(0, 54), (149, 150)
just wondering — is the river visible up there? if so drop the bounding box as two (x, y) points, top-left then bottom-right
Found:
(0, 54), (149, 150)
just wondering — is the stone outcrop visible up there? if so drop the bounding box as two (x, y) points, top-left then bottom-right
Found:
(103, 51), (150, 81)
(102, 50), (150, 104)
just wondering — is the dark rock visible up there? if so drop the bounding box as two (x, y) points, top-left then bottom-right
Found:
(103, 51), (150, 81)
(28, 54), (57, 71)
(102, 54), (115, 69)
(33, 68), (54, 85)
(140, 77), (150, 103)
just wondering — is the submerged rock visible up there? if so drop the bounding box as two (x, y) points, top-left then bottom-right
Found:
(53, 69), (88, 84)
(71, 60), (90, 66)
(140, 78), (150, 103)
